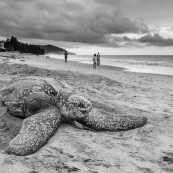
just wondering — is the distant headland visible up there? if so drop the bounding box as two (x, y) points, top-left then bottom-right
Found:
(40, 44), (75, 55)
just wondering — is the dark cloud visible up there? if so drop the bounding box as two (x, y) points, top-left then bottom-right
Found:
(0, 0), (149, 44)
(102, 35), (138, 48)
(137, 34), (173, 47)
(94, 0), (173, 25)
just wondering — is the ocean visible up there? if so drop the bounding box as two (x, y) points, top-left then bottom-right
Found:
(49, 55), (173, 76)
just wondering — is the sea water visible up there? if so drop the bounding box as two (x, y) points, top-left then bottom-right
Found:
(49, 54), (173, 76)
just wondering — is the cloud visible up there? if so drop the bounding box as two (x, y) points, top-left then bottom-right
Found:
(137, 33), (173, 47)
(0, 0), (149, 44)
(1, 0), (173, 49)
(101, 32), (173, 48)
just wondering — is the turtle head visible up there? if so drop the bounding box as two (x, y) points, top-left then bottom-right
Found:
(59, 94), (92, 123)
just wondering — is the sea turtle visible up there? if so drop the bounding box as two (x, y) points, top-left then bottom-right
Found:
(0, 77), (147, 156)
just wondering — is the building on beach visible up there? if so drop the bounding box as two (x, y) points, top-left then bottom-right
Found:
(0, 40), (6, 52)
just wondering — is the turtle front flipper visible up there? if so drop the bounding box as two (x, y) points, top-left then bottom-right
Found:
(78, 109), (147, 132)
(6, 108), (61, 156)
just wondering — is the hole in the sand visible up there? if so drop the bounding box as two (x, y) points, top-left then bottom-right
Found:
(0, 119), (21, 151)
(163, 156), (173, 164)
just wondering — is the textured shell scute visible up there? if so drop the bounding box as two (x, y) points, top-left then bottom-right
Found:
(0, 78), (58, 117)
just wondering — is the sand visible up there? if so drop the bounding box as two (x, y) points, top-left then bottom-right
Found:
(0, 52), (173, 173)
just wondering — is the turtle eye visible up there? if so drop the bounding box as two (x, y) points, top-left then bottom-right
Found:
(1, 100), (5, 106)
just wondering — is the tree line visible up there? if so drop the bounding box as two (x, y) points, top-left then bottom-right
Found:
(4, 36), (45, 55)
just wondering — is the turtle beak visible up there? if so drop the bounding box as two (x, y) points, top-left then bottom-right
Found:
(1, 100), (5, 106)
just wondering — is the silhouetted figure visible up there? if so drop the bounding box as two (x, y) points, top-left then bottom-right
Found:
(97, 52), (100, 66)
(64, 51), (68, 63)
(93, 54), (97, 70)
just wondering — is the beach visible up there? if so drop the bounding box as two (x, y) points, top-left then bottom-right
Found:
(0, 52), (173, 173)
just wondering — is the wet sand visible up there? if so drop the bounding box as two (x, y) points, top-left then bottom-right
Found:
(0, 52), (173, 173)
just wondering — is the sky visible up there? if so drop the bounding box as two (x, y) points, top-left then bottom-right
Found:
(0, 0), (173, 55)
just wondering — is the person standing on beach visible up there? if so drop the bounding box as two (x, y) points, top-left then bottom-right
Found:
(64, 50), (68, 63)
(97, 52), (100, 66)
(93, 54), (97, 70)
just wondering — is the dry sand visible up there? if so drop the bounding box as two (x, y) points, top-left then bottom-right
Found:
(0, 52), (173, 173)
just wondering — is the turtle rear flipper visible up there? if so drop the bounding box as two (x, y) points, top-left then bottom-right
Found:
(5, 108), (61, 156)
(81, 109), (147, 132)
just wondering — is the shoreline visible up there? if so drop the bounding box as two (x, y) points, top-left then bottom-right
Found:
(48, 54), (173, 76)
(1, 53), (173, 78)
